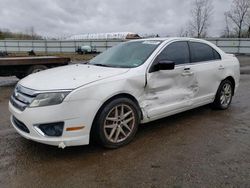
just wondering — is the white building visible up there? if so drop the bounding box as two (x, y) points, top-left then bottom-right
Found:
(67, 32), (140, 40)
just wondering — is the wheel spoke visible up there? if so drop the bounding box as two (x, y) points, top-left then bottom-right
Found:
(120, 105), (124, 117)
(120, 127), (127, 137)
(221, 95), (225, 104)
(104, 124), (116, 129)
(114, 127), (120, 142)
(122, 123), (131, 132)
(124, 117), (134, 124)
(108, 126), (117, 139)
(123, 111), (132, 119)
(225, 84), (230, 93)
(115, 106), (119, 119)
(106, 117), (117, 122)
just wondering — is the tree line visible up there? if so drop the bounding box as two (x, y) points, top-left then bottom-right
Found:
(0, 27), (42, 40)
(180, 0), (250, 38)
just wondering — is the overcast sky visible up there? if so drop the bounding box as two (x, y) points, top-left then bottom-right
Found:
(0, 0), (233, 38)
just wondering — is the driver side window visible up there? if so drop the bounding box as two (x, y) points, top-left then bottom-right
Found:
(157, 41), (190, 65)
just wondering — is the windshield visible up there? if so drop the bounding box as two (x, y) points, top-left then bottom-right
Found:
(89, 40), (161, 68)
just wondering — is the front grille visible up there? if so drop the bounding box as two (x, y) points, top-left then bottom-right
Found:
(10, 85), (36, 111)
(12, 116), (30, 133)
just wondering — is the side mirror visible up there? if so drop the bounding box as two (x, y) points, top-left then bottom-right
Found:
(155, 60), (175, 71)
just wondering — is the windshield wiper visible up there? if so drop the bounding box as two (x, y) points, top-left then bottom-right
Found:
(90, 63), (131, 68)
(92, 63), (113, 67)
(80, 61), (89, 64)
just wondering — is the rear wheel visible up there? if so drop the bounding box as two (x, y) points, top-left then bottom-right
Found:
(93, 98), (140, 148)
(212, 79), (233, 110)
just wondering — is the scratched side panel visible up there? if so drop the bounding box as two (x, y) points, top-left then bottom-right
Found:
(141, 67), (199, 119)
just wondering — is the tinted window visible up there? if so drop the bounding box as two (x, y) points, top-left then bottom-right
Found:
(190, 42), (220, 62)
(157, 41), (190, 65)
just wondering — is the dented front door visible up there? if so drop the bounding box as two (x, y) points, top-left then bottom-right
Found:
(142, 41), (199, 119)
(144, 66), (198, 118)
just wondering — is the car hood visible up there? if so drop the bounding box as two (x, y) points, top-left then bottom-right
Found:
(19, 64), (130, 91)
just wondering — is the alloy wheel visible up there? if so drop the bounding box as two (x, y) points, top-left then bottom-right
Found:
(104, 104), (135, 143)
(220, 83), (232, 108)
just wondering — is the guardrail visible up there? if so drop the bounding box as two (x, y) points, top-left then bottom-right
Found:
(207, 38), (250, 54)
(0, 38), (250, 54)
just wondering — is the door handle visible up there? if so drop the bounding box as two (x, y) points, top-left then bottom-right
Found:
(218, 65), (225, 70)
(182, 67), (194, 76)
(182, 71), (194, 76)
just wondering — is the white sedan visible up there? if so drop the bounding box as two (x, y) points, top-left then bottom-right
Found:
(9, 38), (240, 148)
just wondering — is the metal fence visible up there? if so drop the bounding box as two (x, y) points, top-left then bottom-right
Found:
(207, 38), (250, 54)
(0, 38), (250, 54)
(0, 39), (124, 53)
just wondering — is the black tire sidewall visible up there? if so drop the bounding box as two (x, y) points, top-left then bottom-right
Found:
(15, 74), (26, 79)
(94, 98), (140, 148)
(27, 65), (48, 75)
(213, 80), (233, 110)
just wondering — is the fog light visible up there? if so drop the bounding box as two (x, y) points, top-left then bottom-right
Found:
(37, 122), (64, 137)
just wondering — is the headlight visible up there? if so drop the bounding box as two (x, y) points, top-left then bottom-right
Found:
(29, 92), (70, 107)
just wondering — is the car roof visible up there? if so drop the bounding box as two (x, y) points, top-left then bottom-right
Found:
(134, 37), (207, 42)
(128, 37), (225, 56)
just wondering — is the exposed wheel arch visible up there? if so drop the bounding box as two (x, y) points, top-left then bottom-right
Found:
(95, 93), (142, 121)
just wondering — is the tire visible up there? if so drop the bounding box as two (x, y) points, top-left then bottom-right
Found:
(212, 79), (233, 110)
(15, 73), (26, 79)
(27, 65), (48, 75)
(92, 97), (140, 148)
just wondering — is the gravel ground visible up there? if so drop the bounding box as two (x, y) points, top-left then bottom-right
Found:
(0, 56), (249, 188)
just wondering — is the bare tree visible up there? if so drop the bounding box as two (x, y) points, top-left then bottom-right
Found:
(222, 13), (231, 37)
(226, 0), (250, 38)
(189, 0), (213, 38)
(30, 26), (35, 39)
(178, 27), (189, 37)
(244, 11), (250, 37)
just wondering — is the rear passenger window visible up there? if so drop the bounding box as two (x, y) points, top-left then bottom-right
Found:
(157, 41), (190, 65)
(189, 42), (221, 62)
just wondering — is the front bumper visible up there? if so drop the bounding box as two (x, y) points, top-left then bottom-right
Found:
(9, 99), (100, 148)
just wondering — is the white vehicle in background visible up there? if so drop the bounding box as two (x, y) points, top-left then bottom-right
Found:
(9, 38), (240, 149)
(75, 45), (98, 54)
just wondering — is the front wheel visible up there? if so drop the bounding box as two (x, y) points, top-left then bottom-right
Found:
(212, 79), (233, 110)
(93, 98), (140, 148)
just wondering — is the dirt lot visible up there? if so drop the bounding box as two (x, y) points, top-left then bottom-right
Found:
(0, 56), (249, 188)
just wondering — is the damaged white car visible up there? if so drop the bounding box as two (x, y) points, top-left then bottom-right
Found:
(9, 38), (240, 148)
